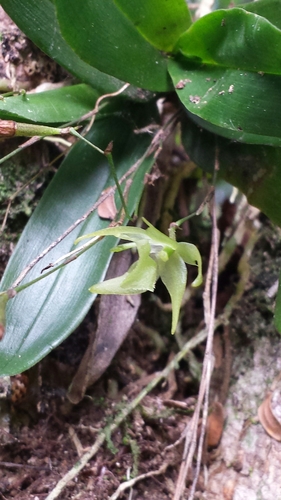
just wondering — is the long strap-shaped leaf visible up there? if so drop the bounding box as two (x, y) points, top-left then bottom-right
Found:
(0, 107), (156, 375)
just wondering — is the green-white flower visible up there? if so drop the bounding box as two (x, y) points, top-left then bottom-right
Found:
(76, 218), (202, 334)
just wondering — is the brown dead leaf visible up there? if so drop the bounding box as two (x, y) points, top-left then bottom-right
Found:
(98, 188), (117, 220)
(67, 251), (140, 404)
(206, 401), (224, 448)
(258, 392), (281, 441)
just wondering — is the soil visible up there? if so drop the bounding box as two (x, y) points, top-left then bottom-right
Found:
(0, 303), (197, 500)
(0, 216), (280, 500)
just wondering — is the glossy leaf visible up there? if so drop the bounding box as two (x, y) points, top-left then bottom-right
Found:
(181, 113), (281, 228)
(174, 8), (281, 75)
(0, 107), (156, 376)
(242, 0), (281, 31)
(1, 0), (127, 94)
(0, 84), (99, 124)
(0, 293), (9, 340)
(168, 59), (281, 146)
(54, 0), (172, 91)
(114, 0), (192, 51)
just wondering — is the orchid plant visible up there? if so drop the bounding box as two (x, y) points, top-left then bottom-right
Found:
(76, 218), (202, 334)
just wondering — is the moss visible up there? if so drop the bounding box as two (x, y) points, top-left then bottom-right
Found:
(0, 139), (56, 270)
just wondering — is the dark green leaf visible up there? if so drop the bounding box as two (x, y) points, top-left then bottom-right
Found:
(212, 0), (260, 12)
(242, 0), (281, 31)
(0, 84), (98, 124)
(54, 0), (172, 92)
(1, 0), (127, 93)
(174, 8), (281, 75)
(0, 106), (156, 375)
(168, 59), (281, 146)
(114, 0), (192, 51)
(181, 113), (281, 227)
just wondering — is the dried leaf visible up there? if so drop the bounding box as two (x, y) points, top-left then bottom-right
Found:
(98, 188), (118, 220)
(258, 393), (281, 441)
(206, 401), (224, 448)
(68, 251), (140, 404)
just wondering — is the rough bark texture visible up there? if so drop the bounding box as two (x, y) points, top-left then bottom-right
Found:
(204, 222), (281, 500)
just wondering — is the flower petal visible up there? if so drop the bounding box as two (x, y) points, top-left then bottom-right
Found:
(176, 242), (202, 287)
(89, 241), (157, 295)
(75, 225), (149, 245)
(158, 253), (187, 334)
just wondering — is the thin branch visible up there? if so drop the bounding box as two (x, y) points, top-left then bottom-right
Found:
(173, 177), (219, 500)
(0, 136), (42, 166)
(109, 463), (169, 500)
(0, 461), (50, 471)
(188, 202), (219, 500)
(82, 83), (130, 133)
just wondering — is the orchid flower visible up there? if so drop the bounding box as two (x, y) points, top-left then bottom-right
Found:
(76, 218), (202, 334)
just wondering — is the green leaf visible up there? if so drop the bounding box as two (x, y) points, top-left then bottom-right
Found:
(0, 106), (156, 376)
(168, 59), (281, 146)
(0, 84), (99, 124)
(114, 0), (192, 52)
(1, 0), (127, 94)
(181, 113), (281, 228)
(174, 8), (281, 75)
(242, 0), (281, 31)
(54, 0), (172, 92)
(0, 293), (9, 340)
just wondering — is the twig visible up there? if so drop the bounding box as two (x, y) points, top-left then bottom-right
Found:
(188, 197), (219, 500)
(109, 462), (169, 500)
(82, 83), (130, 133)
(173, 183), (219, 499)
(0, 136), (42, 166)
(68, 426), (84, 458)
(0, 461), (50, 471)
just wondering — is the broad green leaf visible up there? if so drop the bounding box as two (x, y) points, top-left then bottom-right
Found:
(54, 0), (172, 92)
(0, 106), (156, 375)
(1, 0), (127, 94)
(114, 0), (192, 51)
(157, 252), (187, 334)
(216, 0), (250, 6)
(181, 113), (281, 228)
(0, 293), (9, 339)
(242, 0), (281, 31)
(174, 8), (281, 75)
(0, 84), (98, 124)
(168, 59), (281, 146)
